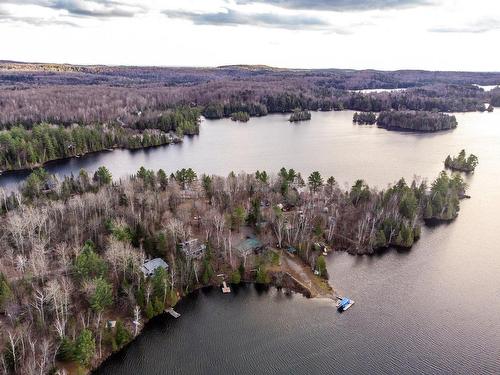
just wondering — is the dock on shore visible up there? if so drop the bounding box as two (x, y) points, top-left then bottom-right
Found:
(222, 281), (231, 293)
(165, 307), (181, 318)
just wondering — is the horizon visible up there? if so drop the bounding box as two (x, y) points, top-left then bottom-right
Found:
(1, 0), (499, 71)
(3, 60), (500, 74)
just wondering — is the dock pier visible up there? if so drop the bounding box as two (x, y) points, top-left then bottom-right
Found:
(165, 307), (181, 318)
(222, 281), (231, 293)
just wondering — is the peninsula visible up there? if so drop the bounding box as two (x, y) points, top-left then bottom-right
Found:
(0, 165), (467, 373)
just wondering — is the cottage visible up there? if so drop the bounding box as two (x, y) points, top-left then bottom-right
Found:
(179, 239), (206, 259)
(235, 236), (264, 257)
(141, 258), (168, 277)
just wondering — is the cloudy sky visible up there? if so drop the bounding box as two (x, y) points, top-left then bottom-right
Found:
(0, 0), (499, 70)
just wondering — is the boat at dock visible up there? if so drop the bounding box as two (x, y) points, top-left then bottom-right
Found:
(336, 297), (354, 312)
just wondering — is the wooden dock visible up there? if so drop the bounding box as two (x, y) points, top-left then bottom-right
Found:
(222, 281), (231, 294)
(165, 307), (181, 318)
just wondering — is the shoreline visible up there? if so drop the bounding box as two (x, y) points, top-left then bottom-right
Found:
(86, 261), (336, 374)
(1, 107), (493, 177)
(0, 137), (185, 176)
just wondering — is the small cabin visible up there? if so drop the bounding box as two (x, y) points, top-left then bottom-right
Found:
(235, 236), (264, 257)
(141, 258), (169, 277)
(179, 239), (206, 259)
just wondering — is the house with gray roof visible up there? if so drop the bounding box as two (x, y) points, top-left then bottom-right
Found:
(141, 258), (168, 277)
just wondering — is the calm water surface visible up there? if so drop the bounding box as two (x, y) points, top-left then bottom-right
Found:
(2, 111), (499, 374)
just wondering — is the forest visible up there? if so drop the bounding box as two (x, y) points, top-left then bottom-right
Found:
(230, 112), (250, 122)
(0, 62), (498, 172)
(0, 163), (468, 373)
(289, 109), (311, 122)
(0, 124), (183, 172)
(353, 112), (377, 125)
(376, 111), (458, 132)
(1, 62), (498, 129)
(0, 106), (199, 172)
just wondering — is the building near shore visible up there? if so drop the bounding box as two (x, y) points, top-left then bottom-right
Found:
(141, 258), (169, 277)
(179, 238), (207, 259)
(235, 236), (264, 257)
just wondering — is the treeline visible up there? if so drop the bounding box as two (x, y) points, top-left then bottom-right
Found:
(489, 88), (500, 107)
(353, 112), (377, 125)
(3, 61), (500, 90)
(230, 111), (250, 122)
(445, 150), (479, 172)
(289, 109), (311, 122)
(423, 171), (467, 222)
(203, 101), (268, 119)
(377, 111), (458, 132)
(0, 123), (178, 172)
(0, 63), (496, 131)
(130, 106), (200, 136)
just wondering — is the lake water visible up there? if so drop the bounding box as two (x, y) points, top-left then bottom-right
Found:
(352, 88), (407, 94)
(2, 111), (499, 374)
(474, 84), (499, 92)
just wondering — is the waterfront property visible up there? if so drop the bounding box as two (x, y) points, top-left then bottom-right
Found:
(141, 258), (169, 277)
(179, 239), (207, 259)
(235, 236), (264, 257)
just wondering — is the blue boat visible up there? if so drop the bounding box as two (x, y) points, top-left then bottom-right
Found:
(336, 297), (355, 312)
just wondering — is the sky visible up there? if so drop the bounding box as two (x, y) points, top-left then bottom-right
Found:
(0, 0), (499, 71)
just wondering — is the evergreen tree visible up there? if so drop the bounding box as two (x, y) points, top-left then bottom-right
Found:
(0, 273), (13, 311)
(93, 166), (112, 185)
(89, 278), (113, 313)
(316, 255), (327, 278)
(74, 241), (107, 279)
(75, 329), (95, 367)
(114, 321), (131, 349)
(308, 171), (323, 193)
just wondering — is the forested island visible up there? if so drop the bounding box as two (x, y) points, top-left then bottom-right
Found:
(445, 150), (479, 172)
(376, 111), (458, 132)
(230, 111), (250, 122)
(353, 112), (377, 125)
(289, 109), (311, 122)
(0, 163), (468, 373)
(0, 62), (498, 172)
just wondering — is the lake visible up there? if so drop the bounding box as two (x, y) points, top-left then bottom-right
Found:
(2, 110), (500, 374)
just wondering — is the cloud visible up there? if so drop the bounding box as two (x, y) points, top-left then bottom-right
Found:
(163, 8), (346, 31)
(0, 4), (78, 25)
(0, 0), (144, 19)
(49, 0), (142, 18)
(429, 18), (500, 33)
(233, 0), (433, 11)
